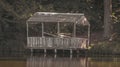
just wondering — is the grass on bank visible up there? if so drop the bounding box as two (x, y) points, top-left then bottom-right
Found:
(88, 40), (120, 56)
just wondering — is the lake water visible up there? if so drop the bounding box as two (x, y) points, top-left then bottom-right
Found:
(0, 55), (120, 67)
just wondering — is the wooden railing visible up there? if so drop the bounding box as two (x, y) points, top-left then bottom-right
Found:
(27, 37), (88, 49)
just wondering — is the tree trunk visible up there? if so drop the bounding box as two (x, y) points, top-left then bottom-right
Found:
(104, 0), (112, 39)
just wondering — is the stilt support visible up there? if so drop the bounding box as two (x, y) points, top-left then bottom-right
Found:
(30, 49), (33, 56)
(63, 50), (65, 56)
(70, 49), (73, 58)
(77, 49), (79, 57)
(44, 49), (47, 54)
(55, 49), (57, 54)
(77, 50), (79, 54)
(70, 49), (73, 55)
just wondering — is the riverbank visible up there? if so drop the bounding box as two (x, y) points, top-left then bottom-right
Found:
(88, 40), (120, 56)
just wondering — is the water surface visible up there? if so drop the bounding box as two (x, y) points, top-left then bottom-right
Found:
(0, 56), (120, 67)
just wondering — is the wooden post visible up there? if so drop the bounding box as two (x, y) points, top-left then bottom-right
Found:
(57, 22), (60, 36)
(30, 49), (33, 56)
(70, 49), (73, 55)
(42, 22), (44, 37)
(44, 49), (46, 54)
(87, 25), (90, 48)
(55, 49), (57, 54)
(26, 22), (29, 37)
(73, 22), (76, 37)
(77, 49), (79, 57)
(77, 49), (79, 54)
(70, 49), (73, 59)
(63, 50), (65, 56)
(26, 22), (29, 45)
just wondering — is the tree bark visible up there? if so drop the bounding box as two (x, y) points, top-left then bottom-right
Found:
(104, 0), (112, 39)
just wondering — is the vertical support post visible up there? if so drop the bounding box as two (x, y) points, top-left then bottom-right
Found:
(73, 22), (76, 37)
(26, 22), (29, 45)
(70, 49), (73, 55)
(44, 49), (46, 57)
(57, 22), (60, 36)
(30, 49), (33, 56)
(26, 22), (29, 37)
(63, 50), (65, 56)
(42, 22), (45, 49)
(54, 49), (57, 58)
(44, 49), (46, 54)
(70, 49), (73, 59)
(77, 49), (79, 57)
(87, 25), (90, 48)
(55, 49), (57, 54)
(77, 49), (79, 54)
(42, 22), (44, 37)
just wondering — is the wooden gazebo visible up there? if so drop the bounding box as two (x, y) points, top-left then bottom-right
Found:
(26, 12), (90, 53)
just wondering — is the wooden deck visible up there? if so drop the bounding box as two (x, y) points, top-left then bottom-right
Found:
(27, 37), (88, 49)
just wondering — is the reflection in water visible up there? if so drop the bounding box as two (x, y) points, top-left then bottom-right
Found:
(89, 57), (120, 67)
(26, 56), (88, 67)
(1, 56), (120, 67)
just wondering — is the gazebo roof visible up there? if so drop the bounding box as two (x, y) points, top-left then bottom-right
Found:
(27, 12), (90, 25)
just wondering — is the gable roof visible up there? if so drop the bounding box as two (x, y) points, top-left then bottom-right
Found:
(27, 12), (90, 25)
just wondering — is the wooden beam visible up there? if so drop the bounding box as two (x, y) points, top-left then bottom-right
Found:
(44, 32), (57, 37)
(42, 22), (44, 37)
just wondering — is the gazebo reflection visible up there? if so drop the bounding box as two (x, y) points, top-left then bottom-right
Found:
(26, 56), (89, 67)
